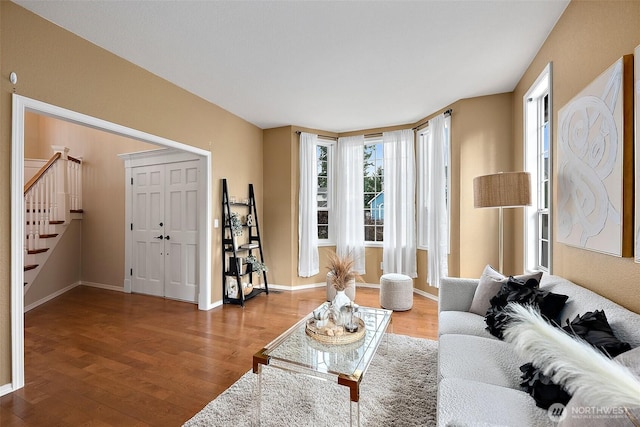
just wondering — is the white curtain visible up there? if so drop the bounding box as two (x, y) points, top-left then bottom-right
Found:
(425, 114), (450, 287)
(298, 132), (319, 277)
(336, 135), (365, 274)
(382, 129), (417, 277)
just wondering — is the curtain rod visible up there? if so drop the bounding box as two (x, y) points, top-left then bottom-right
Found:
(412, 108), (452, 131)
(295, 131), (337, 141)
(295, 108), (452, 139)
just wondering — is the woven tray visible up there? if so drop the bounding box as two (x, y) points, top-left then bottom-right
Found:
(305, 317), (365, 345)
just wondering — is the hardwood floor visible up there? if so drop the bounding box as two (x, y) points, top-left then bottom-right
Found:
(1, 285), (438, 426)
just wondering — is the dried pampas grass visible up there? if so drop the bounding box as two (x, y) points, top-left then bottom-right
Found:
(503, 303), (640, 409)
(327, 251), (360, 291)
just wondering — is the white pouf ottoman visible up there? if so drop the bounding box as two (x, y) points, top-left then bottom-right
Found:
(326, 271), (356, 302)
(380, 273), (413, 311)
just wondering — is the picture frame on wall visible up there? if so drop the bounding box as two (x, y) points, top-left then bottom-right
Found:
(557, 55), (634, 257)
(635, 46), (640, 262)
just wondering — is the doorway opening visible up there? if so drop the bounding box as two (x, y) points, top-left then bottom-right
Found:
(10, 94), (212, 394)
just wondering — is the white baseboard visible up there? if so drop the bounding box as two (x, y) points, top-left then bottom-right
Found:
(414, 287), (439, 302)
(0, 382), (14, 397)
(80, 281), (125, 292)
(205, 299), (223, 310)
(356, 282), (381, 289)
(268, 282), (325, 291)
(24, 281), (81, 312)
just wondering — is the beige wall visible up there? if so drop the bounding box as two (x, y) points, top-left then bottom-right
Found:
(24, 219), (82, 308)
(26, 113), (159, 289)
(1, 2), (263, 385)
(513, 0), (640, 314)
(263, 97), (513, 300)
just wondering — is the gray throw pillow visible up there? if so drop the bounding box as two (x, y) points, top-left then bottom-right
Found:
(468, 265), (543, 316)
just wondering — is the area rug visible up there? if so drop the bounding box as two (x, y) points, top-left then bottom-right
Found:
(184, 334), (438, 426)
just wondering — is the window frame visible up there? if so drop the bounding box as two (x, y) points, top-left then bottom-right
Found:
(363, 136), (384, 247)
(524, 63), (552, 273)
(316, 139), (335, 246)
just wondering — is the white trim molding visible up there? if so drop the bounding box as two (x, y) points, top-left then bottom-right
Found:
(0, 383), (14, 398)
(10, 94), (213, 396)
(24, 282), (82, 313)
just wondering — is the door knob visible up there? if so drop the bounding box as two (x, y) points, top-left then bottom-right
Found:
(154, 235), (164, 239)
(164, 235), (171, 240)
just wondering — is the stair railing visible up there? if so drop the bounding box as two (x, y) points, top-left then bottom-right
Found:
(24, 147), (83, 251)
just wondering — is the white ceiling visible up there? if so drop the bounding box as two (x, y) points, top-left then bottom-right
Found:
(14, 0), (569, 133)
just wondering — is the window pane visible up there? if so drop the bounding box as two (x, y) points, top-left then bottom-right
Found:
(540, 241), (549, 269)
(317, 145), (327, 161)
(318, 226), (328, 240)
(540, 213), (548, 240)
(317, 160), (327, 176)
(364, 141), (384, 242)
(364, 225), (375, 241)
(315, 143), (332, 241)
(318, 176), (327, 190)
(543, 122), (550, 155)
(318, 210), (328, 225)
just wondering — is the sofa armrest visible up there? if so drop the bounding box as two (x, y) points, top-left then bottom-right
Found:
(438, 277), (479, 313)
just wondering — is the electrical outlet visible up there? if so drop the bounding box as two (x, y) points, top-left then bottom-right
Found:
(214, 218), (219, 228)
(380, 261), (384, 270)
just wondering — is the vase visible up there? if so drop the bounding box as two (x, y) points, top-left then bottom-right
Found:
(332, 290), (351, 311)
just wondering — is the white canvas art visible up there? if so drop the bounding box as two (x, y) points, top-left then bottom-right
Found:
(635, 46), (640, 262)
(557, 58), (625, 256)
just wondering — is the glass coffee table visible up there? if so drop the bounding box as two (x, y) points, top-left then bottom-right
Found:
(252, 302), (392, 426)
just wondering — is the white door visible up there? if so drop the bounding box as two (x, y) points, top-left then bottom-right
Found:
(131, 161), (199, 302)
(164, 162), (199, 301)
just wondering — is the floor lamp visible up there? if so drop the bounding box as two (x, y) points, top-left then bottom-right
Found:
(473, 172), (531, 273)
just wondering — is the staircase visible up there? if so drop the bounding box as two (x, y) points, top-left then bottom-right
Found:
(24, 146), (83, 294)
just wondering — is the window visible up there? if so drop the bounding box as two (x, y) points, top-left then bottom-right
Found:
(524, 64), (552, 272)
(363, 138), (384, 243)
(316, 141), (334, 244)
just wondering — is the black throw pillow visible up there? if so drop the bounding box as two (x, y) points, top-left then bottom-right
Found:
(519, 363), (572, 409)
(485, 277), (568, 339)
(562, 310), (631, 357)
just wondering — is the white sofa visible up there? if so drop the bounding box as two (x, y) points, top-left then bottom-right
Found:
(437, 273), (640, 426)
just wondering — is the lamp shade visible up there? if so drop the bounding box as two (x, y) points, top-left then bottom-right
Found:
(473, 172), (531, 208)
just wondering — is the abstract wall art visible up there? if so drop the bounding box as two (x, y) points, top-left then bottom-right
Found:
(557, 56), (633, 257)
(635, 46), (640, 262)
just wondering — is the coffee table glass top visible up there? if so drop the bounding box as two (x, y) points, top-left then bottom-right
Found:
(260, 302), (392, 377)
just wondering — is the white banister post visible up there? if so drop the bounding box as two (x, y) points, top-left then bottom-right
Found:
(76, 157), (83, 210)
(51, 145), (70, 223)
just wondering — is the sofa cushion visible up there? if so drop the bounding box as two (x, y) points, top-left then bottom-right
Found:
(439, 334), (525, 389)
(469, 265), (543, 316)
(437, 377), (552, 427)
(438, 311), (497, 339)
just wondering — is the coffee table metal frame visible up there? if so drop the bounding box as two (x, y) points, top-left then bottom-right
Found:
(252, 302), (392, 426)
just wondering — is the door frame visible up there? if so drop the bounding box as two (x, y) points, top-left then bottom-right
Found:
(10, 94), (213, 394)
(120, 149), (202, 300)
